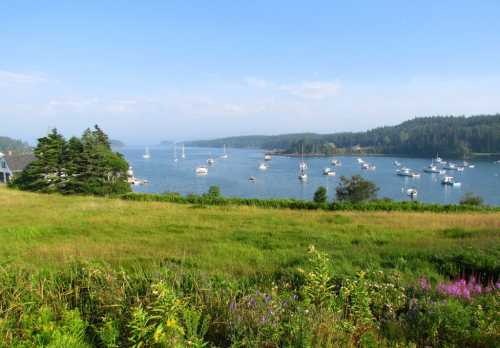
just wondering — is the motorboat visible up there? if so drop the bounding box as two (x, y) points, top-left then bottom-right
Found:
(361, 162), (376, 170)
(264, 154), (272, 161)
(323, 168), (336, 176)
(423, 164), (443, 174)
(397, 167), (420, 178)
(258, 163), (268, 171)
(195, 166), (208, 175)
(248, 176), (256, 182)
(207, 157), (215, 165)
(331, 158), (341, 166)
(441, 176), (461, 186)
(443, 162), (458, 171)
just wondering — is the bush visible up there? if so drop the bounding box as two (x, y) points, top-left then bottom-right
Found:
(335, 175), (379, 203)
(206, 185), (221, 198)
(460, 192), (484, 206)
(313, 186), (328, 204)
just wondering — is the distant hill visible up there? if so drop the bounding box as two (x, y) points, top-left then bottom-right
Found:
(110, 139), (126, 148)
(186, 114), (500, 158)
(0, 136), (32, 154)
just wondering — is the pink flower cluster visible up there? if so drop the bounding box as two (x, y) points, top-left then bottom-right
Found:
(419, 277), (499, 300)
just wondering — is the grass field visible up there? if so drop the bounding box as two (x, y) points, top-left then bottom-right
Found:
(1, 185), (499, 347)
(1, 185), (498, 280)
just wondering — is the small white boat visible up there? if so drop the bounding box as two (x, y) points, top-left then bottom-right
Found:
(258, 163), (268, 171)
(495, 160), (500, 164)
(435, 154), (444, 163)
(441, 176), (461, 186)
(264, 154), (272, 161)
(357, 158), (365, 164)
(195, 166), (208, 175)
(173, 143), (178, 162)
(248, 176), (256, 182)
(323, 168), (336, 176)
(361, 163), (376, 170)
(397, 167), (420, 178)
(143, 147), (151, 159)
(443, 163), (458, 171)
(406, 188), (418, 199)
(181, 144), (186, 159)
(207, 157), (215, 165)
(468, 164), (475, 168)
(298, 145), (308, 181)
(457, 166), (465, 172)
(394, 161), (402, 167)
(423, 164), (443, 174)
(220, 144), (228, 159)
(331, 159), (341, 166)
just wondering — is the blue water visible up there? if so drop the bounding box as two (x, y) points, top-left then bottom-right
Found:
(121, 146), (500, 205)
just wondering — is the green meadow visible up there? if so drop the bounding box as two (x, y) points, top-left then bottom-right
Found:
(0, 185), (499, 347)
(1, 185), (498, 279)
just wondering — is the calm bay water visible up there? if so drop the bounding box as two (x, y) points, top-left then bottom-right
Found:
(122, 146), (500, 205)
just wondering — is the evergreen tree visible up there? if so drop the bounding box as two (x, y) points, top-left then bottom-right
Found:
(13, 129), (67, 192)
(13, 126), (130, 195)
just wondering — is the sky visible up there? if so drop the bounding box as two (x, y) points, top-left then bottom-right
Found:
(1, 1), (500, 145)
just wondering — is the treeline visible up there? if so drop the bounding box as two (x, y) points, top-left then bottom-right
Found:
(187, 114), (500, 158)
(0, 136), (31, 154)
(11, 126), (130, 195)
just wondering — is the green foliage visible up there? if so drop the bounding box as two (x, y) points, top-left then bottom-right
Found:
(121, 191), (500, 213)
(0, 246), (498, 347)
(12, 126), (130, 196)
(460, 192), (484, 206)
(187, 114), (500, 158)
(0, 136), (31, 154)
(313, 186), (328, 204)
(206, 185), (221, 198)
(335, 175), (379, 203)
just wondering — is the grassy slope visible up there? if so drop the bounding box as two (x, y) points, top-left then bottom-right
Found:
(0, 186), (499, 281)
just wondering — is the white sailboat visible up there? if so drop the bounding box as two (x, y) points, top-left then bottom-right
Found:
(181, 144), (186, 159)
(220, 144), (228, 159)
(173, 143), (178, 162)
(298, 145), (308, 181)
(143, 147), (151, 159)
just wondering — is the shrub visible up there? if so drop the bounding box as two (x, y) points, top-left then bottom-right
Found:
(313, 186), (328, 204)
(460, 192), (484, 206)
(206, 185), (221, 198)
(335, 175), (379, 203)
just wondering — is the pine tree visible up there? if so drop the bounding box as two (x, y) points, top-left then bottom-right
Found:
(13, 129), (67, 192)
(13, 126), (130, 195)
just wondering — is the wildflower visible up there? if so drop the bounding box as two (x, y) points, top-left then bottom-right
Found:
(419, 277), (431, 291)
(166, 318), (177, 328)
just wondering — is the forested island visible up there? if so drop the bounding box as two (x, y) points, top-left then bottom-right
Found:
(186, 114), (500, 158)
(0, 136), (32, 154)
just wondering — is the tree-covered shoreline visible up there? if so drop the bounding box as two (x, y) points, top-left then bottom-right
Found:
(10, 126), (130, 195)
(186, 114), (500, 158)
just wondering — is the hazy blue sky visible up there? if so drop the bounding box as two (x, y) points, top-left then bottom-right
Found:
(1, 1), (500, 144)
